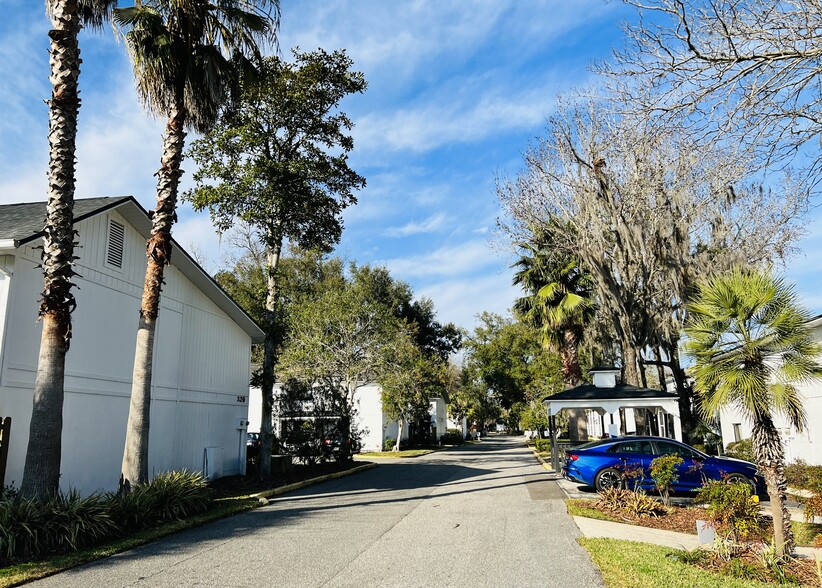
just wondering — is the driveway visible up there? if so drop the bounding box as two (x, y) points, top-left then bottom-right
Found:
(32, 437), (603, 588)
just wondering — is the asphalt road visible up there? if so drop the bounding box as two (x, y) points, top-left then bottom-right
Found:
(33, 437), (604, 588)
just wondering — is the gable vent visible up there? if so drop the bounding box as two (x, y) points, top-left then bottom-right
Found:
(106, 219), (125, 269)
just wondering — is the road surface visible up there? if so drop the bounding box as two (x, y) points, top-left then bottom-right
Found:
(33, 436), (603, 587)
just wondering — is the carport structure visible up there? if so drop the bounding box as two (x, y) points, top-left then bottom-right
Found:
(542, 367), (682, 471)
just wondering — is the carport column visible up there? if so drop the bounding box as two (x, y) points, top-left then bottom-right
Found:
(672, 412), (683, 442)
(607, 411), (622, 437)
(550, 414), (560, 472)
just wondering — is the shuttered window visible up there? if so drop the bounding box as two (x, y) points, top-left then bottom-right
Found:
(107, 219), (125, 269)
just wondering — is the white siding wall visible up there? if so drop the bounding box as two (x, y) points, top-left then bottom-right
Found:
(0, 209), (252, 493)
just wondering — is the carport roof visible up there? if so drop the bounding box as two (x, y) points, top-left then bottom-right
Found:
(546, 384), (679, 401)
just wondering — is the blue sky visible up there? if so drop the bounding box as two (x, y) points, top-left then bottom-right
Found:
(1, 1), (820, 332)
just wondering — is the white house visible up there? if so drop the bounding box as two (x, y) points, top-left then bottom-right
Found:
(248, 383), (449, 452)
(719, 314), (822, 465)
(0, 197), (264, 494)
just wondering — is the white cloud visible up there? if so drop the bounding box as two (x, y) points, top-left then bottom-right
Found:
(379, 239), (502, 279)
(418, 271), (518, 331)
(354, 86), (558, 154)
(384, 212), (448, 237)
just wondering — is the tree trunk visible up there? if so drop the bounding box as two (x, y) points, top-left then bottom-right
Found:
(560, 330), (588, 442)
(395, 419), (403, 451)
(621, 340), (640, 386)
(21, 315), (69, 498)
(668, 344), (696, 442)
(752, 416), (794, 557)
(20, 0), (82, 499)
(653, 345), (666, 391)
(258, 228), (283, 480)
(121, 101), (186, 490)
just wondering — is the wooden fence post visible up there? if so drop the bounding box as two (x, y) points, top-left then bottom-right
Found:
(0, 417), (10, 489)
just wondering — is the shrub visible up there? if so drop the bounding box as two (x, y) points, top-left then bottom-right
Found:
(725, 438), (756, 463)
(383, 438), (397, 452)
(596, 488), (665, 518)
(0, 470), (211, 565)
(695, 480), (762, 542)
(440, 432), (463, 445)
(0, 491), (116, 563)
(534, 439), (551, 453)
(785, 459), (822, 494)
(650, 454), (682, 507)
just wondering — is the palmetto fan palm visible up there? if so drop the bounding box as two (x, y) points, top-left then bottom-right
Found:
(114, 0), (278, 489)
(20, 0), (118, 500)
(685, 268), (821, 557)
(512, 232), (594, 386)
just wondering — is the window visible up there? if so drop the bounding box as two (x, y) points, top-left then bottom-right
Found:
(106, 219), (125, 269)
(655, 441), (697, 458)
(607, 440), (653, 455)
(733, 424), (742, 443)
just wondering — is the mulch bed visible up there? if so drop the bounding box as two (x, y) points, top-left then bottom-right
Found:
(584, 499), (707, 534)
(207, 460), (368, 499)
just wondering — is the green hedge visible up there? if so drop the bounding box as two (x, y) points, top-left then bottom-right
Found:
(0, 470), (211, 564)
(383, 438), (397, 452)
(440, 432), (463, 445)
(535, 439), (551, 453)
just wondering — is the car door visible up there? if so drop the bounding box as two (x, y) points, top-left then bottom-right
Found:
(653, 440), (705, 490)
(604, 440), (654, 489)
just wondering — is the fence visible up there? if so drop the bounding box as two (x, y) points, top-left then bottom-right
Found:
(0, 417), (10, 489)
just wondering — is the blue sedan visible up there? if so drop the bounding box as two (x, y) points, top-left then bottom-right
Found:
(561, 436), (766, 494)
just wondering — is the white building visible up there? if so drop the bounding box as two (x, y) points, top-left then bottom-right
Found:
(0, 197), (264, 494)
(719, 315), (822, 465)
(248, 383), (448, 452)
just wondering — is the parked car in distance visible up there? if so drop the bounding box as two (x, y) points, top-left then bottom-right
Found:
(561, 436), (766, 495)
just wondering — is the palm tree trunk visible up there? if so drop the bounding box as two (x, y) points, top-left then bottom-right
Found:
(258, 226), (283, 480)
(121, 101), (187, 490)
(20, 0), (82, 499)
(752, 416), (794, 557)
(560, 329), (588, 442)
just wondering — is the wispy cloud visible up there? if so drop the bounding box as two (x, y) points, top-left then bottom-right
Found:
(379, 239), (504, 279)
(384, 213), (449, 237)
(418, 272), (518, 332)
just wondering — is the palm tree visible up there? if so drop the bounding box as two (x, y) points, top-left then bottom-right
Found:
(513, 229), (594, 442)
(114, 0), (278, 489)
(513, 232), (594, 387)
(685, 268), (821, 557)
(20, 0), (117, 500)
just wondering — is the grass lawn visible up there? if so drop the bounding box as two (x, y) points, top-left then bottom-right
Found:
(358, 449), (435, 458)
(579, 538), (778, 588)
(0, 497), (259, 588)
(794, 521), (822, 547)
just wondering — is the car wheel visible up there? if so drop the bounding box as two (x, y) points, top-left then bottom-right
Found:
(724, 473), (754, 487)
(595, 467), (625, 492)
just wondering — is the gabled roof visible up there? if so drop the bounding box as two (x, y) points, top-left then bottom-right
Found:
(0, 196), (264, 343)
(545, 383), (679, 402)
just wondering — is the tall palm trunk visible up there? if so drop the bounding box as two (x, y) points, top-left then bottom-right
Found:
(258, 226), (283, 480)
(20, 0), (82, 499)
(752, 415), (794, 557)
(121, 100), (187, 490)
(560, 329), (587, 442)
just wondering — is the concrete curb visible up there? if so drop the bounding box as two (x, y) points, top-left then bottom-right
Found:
(251, 462), (378, 503)
(529, 446), (557, 473)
